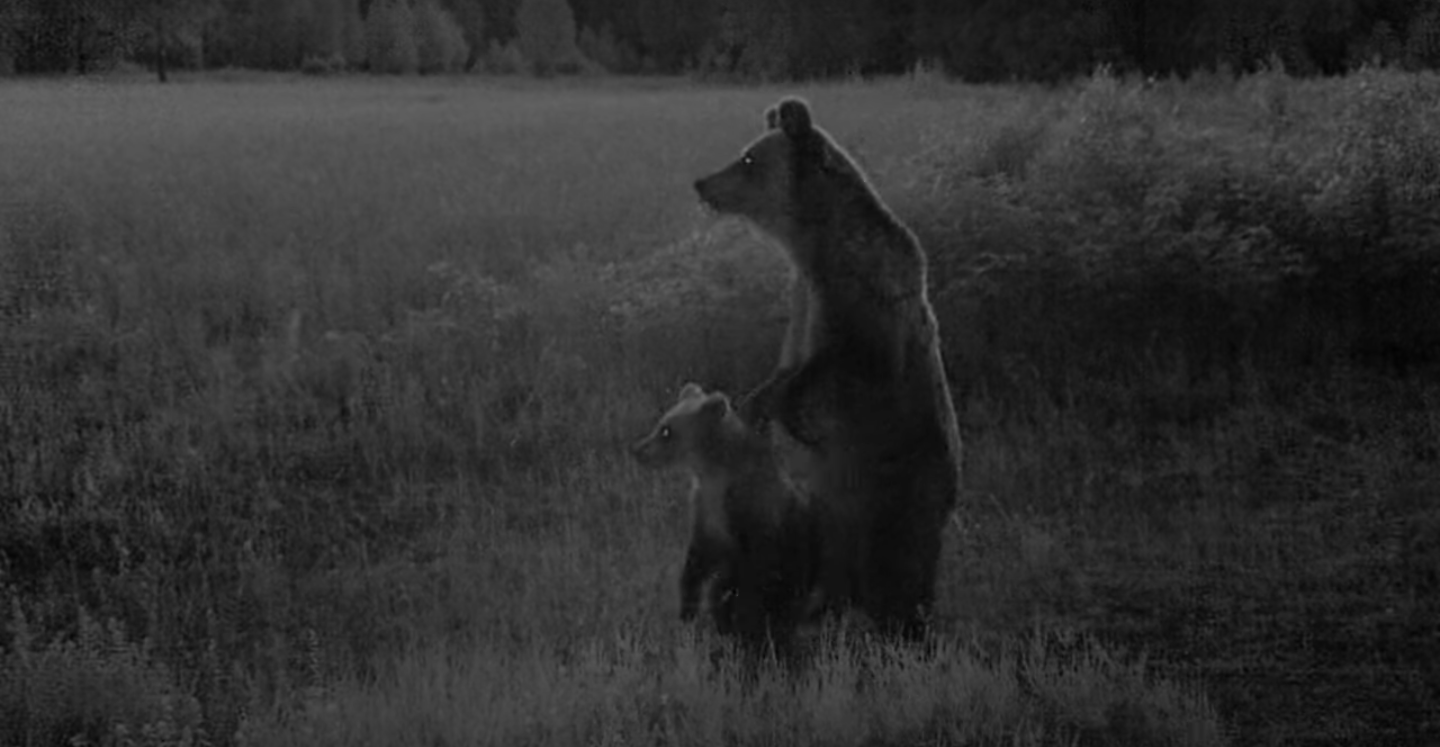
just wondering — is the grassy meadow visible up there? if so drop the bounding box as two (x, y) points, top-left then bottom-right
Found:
(2, 68), (1438, 746)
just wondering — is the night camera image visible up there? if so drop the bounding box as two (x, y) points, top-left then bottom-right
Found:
(2, 2), (1438, 745)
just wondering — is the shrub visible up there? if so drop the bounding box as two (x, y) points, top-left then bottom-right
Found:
(577, 24), (634, 73)
(603, 224), (789, 392)
(300, 53), (346, 75)
(698, 4), (794, 81)
(1404, 8), (1440, 70)
(913, 68), (1333, 404)
(905, 58), (951, 97)
(1348, 21), (1404, 69)
(446, 0), (486, 71)
(915, 65), (1440, 405)
(1301, 68), (1440, 369)
(412, 0), (468, 74)
(364, 0), (418, 74)
(484, 39), (528, 75)
(0, 607), (204, 747)
(514, 0), (579, 76)
(340, 0), (367, 70)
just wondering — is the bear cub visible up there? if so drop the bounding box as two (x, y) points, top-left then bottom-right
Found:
(631, 383), (818, 656)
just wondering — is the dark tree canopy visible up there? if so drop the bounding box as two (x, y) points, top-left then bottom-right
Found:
(3, 0), (1440, 79)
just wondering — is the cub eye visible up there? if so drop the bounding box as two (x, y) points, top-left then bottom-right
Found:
(659, 426), (673, 440)
(740, 152), (756, 168)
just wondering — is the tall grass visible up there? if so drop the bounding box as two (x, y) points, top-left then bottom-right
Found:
(2, 71), (1437, 746)
(234, 630), (1222, 747)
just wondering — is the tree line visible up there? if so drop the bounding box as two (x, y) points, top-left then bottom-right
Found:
(3, 0), (1440, 81)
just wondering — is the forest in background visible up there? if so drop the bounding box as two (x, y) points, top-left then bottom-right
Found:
(7, 0), (1440, 81)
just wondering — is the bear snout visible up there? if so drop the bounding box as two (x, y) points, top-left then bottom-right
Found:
(694, 177), (715, 208)
(630, 434), (663, 467)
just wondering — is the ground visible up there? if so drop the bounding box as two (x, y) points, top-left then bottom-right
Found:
(0, 70), (1437, 747)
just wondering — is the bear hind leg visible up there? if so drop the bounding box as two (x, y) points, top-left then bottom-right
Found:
(862, 463), (951, 642)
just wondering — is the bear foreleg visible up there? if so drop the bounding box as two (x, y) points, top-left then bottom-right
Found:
(738, 344), (847, 447)
(680, 532), (727, 622)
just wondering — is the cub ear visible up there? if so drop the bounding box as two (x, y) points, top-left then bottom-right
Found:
(677, 382), (706, 402)
(775, 98), (813, 139)
(699, 392), (732, 420)
(764, 104), (780, 131)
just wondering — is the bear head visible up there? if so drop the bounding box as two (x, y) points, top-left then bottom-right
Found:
(693, 97), (869, 251)
(631, 382), (736, 471)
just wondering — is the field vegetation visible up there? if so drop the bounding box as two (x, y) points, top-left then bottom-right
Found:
(1, 67), (1438, 746)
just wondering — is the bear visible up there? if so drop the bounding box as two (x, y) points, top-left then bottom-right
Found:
(693, 97), (963, 641)
(630, 382), (819, 657)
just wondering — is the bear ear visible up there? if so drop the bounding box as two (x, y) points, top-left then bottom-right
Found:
(764, 104), (781, 131)
(699, 392), (732, 420)
(677, 382), (705, 402)
(776, 98), (813, 139)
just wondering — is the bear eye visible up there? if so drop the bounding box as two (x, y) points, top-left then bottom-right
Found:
(659, 425), (673, 440)
(740, 152), (756, 169)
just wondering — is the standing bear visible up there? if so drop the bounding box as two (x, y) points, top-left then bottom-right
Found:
(631, 383), (818, 657)
(694, 97), (963, 640)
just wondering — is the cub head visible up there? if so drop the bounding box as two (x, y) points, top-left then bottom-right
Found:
(631, 383), (736, 471)
(693, 97), (867, 248)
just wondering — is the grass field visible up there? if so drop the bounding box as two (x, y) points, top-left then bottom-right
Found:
(2, 69), (1438, 746)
